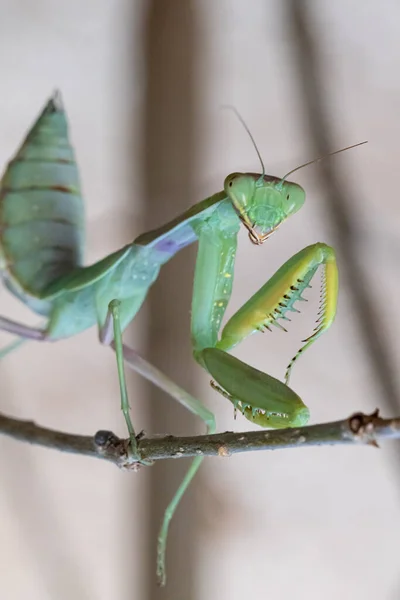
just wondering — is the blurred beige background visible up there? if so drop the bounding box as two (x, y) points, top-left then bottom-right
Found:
(1, 1), (400, 599)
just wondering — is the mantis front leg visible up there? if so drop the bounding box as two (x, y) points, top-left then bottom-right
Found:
(198, 242), (339, 427)
(216, 242), (338, 384)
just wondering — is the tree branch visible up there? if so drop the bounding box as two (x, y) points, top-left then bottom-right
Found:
(1, 409), (399, 469)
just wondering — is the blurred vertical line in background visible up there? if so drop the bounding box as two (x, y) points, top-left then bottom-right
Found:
(141, 1), (200, 598)
(286, 1), (400, 465)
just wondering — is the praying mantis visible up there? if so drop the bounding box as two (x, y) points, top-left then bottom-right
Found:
(0, 94), (363, 585)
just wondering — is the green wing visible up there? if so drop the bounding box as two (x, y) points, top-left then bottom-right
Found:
(0, 93), (85, 311)
(44, 192), (229, 300)
(134, 191), (227, 247)
(43, 244), (132, 298)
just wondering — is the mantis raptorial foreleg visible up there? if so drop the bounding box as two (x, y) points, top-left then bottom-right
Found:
(204, 244), (336, 424)
(193, 243), (338, 429)
(215, 242), (339, 385)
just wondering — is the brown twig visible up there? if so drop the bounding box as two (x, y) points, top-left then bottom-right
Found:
(0, 409), (399, 470)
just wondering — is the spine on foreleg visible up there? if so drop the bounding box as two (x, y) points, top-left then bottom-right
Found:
(0, 93), (85, 312)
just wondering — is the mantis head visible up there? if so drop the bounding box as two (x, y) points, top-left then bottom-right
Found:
(222, 106), (366, 245)
(224, 172), (305, 245)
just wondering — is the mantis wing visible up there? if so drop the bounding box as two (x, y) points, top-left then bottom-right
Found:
(44, 191), (229, 298)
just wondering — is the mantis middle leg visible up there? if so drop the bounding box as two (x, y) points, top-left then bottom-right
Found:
(98, 298), (216, 586)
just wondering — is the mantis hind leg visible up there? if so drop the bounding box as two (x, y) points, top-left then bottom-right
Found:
(0, 316), (46, 359)
(99, 300), (215, 586)
(0, 316), (46, 340)
(0, 337), (30, 360)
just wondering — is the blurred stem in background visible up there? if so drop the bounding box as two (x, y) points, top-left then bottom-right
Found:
(141, 1), (199, 598)
(287, 1), (400, 470)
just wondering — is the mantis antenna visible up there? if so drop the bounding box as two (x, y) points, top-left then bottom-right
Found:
(277, 140), (368, 188)
(223, 105), (265, 182)
(223, 106), (367, 190)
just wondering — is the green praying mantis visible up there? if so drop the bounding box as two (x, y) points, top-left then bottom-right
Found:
(0, 94), (365, 585)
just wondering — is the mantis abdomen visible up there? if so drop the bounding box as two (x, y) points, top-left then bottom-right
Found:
(0, 94), (85, 315)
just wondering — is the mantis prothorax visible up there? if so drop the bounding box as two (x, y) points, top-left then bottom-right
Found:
(0, 94), (362, 584)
